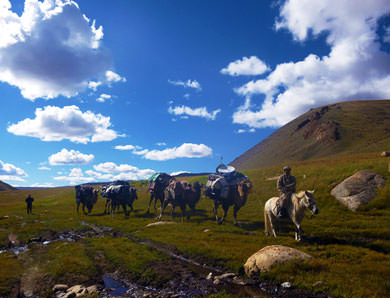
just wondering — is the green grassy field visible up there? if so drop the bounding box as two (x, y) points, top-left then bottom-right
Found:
(0, 152), (389, 297)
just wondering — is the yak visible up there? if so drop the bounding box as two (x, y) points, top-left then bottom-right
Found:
(101, 182), (137, 217)
(75, 185), (98, 215)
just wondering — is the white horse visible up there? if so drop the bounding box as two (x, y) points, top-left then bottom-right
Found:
(264, 190), (319, 241)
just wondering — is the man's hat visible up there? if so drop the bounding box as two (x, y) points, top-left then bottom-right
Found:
(283, 166), (291, 171)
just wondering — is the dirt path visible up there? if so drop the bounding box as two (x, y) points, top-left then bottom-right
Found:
(5, 223), (330, 298)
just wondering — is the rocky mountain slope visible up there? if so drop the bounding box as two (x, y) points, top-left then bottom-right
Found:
(231, 100), (390, 170)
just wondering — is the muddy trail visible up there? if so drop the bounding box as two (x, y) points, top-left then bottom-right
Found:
(3, 222), (330, 298)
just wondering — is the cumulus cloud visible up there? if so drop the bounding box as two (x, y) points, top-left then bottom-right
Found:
(49, 148), (94, 165)
(0, 160), (27, 181)
(91, 162), (155, 180)
(7, 105), (118, 143)
(0, 0), (125, 100)
(168, 105), (221, 120)
(233, 0), (390, 129)
(54, 167), (95, 184)
(132, 143), (213, 161)
(96, 93), (111, 103)
(105, 70), (126, 83)
(168, 79), (202, 91)
(221, 56), (269, 76)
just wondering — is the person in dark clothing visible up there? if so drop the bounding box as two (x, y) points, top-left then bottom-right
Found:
(25, 194), (34, 214)
(276, 166), (296, 217)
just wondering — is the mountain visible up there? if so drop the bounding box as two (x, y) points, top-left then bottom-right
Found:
(0, 180), (16, 191)
(231, 100), (390, 170)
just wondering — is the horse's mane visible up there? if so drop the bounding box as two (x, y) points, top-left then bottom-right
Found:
(293, 191), (306, 200)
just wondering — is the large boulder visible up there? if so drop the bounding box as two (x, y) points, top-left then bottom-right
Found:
(331, 170), (386, 211)
(244, 245), (312, 278)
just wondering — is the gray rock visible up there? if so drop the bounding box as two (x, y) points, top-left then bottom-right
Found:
(244, 245), (312, 278)
(331, 170), (386, 211)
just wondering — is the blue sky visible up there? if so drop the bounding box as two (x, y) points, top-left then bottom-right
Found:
(0, 0), (389, 187)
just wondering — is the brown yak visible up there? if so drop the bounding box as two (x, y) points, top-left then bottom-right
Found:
(157, 180), (203, 221)
(211, 179), (252, 225)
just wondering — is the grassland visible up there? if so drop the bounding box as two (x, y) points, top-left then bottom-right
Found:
(0, 152), (389, 297)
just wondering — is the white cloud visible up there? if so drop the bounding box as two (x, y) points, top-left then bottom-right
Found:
(168, 105), (221, 120)
(49, 149), (94, 165)
(170, 171), (190, 176)
(168, 79), (202, 91)
(221, 56), (269, 76)
(155, 142), (167, 146)
(96, 93), (111, 103)
(7, 105), (118, 143)
(0, 160), (27, 181)
(29, 182), (54, 188)
(233, 0), (390, 128)
(0, 162), (26, 181)
(132, 143), (213, 161)
(54, 167), (95, 185)
(0, 0), (125, 100)
(105, 70), (126, 83)
(38, 166), (51, 171)
(91, 162), (155, 180)
(115, 144), (136, 151)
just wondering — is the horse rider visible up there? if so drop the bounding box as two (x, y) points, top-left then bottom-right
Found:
(276, 166), (296, 217)
(25, 194), (34, 215)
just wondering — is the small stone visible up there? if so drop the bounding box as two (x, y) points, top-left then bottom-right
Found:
(281, 282), (291, 288)
(53, 284), (69, 292)
(203, 229), (210, 232)
(313, 281), (323, 287)
(23, 290), (33, 297)
(213, 278), (221, 285)
(215, 273), (235, 280)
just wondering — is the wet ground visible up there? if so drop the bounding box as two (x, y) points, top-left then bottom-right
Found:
(1, 222), (331, 298)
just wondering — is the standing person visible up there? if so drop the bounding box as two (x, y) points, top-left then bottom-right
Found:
(25, 194), (34, 215)
(276, 166), (296, 217)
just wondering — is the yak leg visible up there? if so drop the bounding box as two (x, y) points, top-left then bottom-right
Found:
(213, 201), (220, 224)
(219, 205), (229, 225)
(122, 203), (128, 217)
(82, 203), (88, 215)
(233, 204), (241, 226)
(179, 203), (186, 222)
(76, 200), (81, 215)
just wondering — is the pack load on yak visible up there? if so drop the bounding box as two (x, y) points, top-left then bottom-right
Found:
(205, 164), (248, 200)
(148, 173), (174, 193)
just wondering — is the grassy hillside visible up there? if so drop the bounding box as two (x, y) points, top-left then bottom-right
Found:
(231, 100), (390, 170)
(0, 153), (389, 297)
(0, 180), (16, 191)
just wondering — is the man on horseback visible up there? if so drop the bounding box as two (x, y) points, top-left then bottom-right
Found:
(276, 166), (296, 217)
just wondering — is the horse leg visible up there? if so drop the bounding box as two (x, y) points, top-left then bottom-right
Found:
(264, 209), (270, 236)
(268, 213), (277, 237)
(147, 194), (154, 214)
(82, 203), (88, 215)
(122, 203), (128, 217)
(171, 203), (175, 220)
(76, 201), (80, 215)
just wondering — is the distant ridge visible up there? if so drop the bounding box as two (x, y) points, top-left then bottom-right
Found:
(231, 100), (390, 170)
(0, 180), (16, 191)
